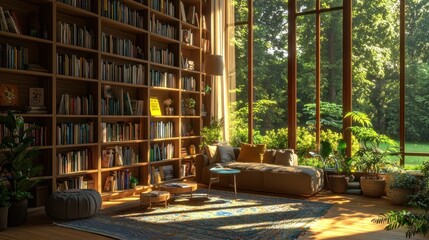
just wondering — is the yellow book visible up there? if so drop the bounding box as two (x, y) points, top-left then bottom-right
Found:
(149, 97), (162, 116)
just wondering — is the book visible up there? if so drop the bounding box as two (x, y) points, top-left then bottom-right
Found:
(9, 10), (22, 34)
(187, 6), (195, 24)
(180, 2), (186, 22)
(3, 10), (19, 34)
(124, 92), (133, 115)
(0, 7), (9, 32)
(149, 97), (162, 116)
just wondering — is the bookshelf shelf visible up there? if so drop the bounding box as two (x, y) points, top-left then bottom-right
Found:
(0, 0), (209, 202)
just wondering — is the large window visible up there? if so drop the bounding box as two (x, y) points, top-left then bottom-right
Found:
(225, 0), (429, 168)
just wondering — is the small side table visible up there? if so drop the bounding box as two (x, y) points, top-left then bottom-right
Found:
(140, 190), (170, 209)
(208, 167), (241, 200)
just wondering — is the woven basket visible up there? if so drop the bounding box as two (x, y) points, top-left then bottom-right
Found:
(328, 175), (348, 193)
(360, 176), (386, 197)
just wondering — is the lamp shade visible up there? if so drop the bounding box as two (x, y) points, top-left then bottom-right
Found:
(205, 54), (224, 76)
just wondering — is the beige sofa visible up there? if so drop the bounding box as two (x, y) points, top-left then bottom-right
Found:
(195, 147), (324, 196)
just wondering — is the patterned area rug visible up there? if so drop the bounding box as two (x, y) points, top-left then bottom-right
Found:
(54, 189), (331, 240)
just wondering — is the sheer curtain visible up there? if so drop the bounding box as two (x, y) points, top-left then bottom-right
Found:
(210, 0), (229, 140)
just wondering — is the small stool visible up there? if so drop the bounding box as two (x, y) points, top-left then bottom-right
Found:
(140, 190), (170, 209)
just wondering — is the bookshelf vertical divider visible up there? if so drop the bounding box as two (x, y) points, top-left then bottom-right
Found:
(0, 0), (209, 203)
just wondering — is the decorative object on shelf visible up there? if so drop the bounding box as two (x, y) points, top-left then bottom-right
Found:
(0, 111), (43, 226)
(189, 144), (196, 155)
(163, 98), (174, 115)
(205, 54), (224, 77)
(28, 88), (44, 106)
(129, 176), (138, 189)
(149, 97), (162, 116)
(0, 84), (18, 107)
(184, 97), (196, 115)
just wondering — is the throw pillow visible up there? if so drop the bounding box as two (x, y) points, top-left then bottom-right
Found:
(206, 145), (218, 164)
(274, 149), (296, 166)
(237, 143), (266, 163)
(262, 149), (276, 164)
(217, 145), (236, 163)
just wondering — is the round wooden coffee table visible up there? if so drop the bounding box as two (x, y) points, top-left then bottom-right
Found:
(159, 182), (198, 199)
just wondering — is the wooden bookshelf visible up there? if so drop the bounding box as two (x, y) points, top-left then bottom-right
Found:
(0, 0), (209, 203)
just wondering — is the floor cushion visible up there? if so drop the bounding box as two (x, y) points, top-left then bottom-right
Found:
(45, 189), (102, 220)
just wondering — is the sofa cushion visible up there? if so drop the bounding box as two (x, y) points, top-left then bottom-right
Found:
(237, 143), (266, 163)
(274, 149), (297, 166)
(217, 145), (236, 163)
(262, 149), (276, 164)
(206, 145), (219, 164)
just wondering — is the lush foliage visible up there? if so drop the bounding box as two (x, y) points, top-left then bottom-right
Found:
(372, 160), (429, 238)
(346, 111), (399, 176)
(229, 0), (429, 168)
(389, 172), (419, 190)
(200, 118), (224, 149)
(0, 111), (42, 201)
(0, 182), (11, 208)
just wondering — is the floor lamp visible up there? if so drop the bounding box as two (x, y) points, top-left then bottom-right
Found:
(204, 54), (224, 123)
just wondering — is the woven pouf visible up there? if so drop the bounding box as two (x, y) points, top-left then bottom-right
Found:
(140, 190), (170, 209)
(45, 189), (102, 220)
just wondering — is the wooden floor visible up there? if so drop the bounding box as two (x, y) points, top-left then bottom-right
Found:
(0, 188), (428, 240)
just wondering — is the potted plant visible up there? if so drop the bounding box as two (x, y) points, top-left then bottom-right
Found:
(130, 176), (138, 189)
(388, 172), (419, 205)
(0, 181), (11, 231)
(372, 160), (429, 238)
(184, 97), (196, 115)
(346, 111), (398, 197)
(310, 139), (352, 193)
(0, 111), (42, 226)
(200, 118), (224, 151)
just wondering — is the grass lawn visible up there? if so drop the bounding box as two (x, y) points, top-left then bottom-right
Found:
(399, 142), (429, 169)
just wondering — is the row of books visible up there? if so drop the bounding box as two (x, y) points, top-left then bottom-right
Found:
(58, 0), (94, 12)
(56, 122), (95, 145)
(57, 93), (95, 115)
(0, 44), (28, 70)
(101, 0), (145, 28)
(0, 123), (47, 146)
(182, 76), (196, 91)
(179, 3), (199, 27)
(101, 33), (144, 59)
(101, 88), (135, 115)
(150, 69), (177, 88)
(150, 121), (175, 139)
(180, 162), (195, 177)
(57, 149), (90, 174)
(151, 0), (176, 18)
(150, 142), (175, 161)
(101, 146), (139, 168)
(0, 7), (22, 34)
(149, 14), (177, 40)
(56, 53), (95, 78)
(104, 169), (135, 191)
(101, 122), (141, 142)
(150, 165), (174, 184)
(150, 46), (175, 66)
(56, 21), (94, 49)
(57, 176), (94, 191)
(102, 60), (145, 85)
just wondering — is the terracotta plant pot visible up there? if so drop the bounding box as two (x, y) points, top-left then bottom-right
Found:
(0, 207), (8, 231)
(389, 188), (414, 205)
(7, 199), (28, 227)
(328, 175), (348, 193)
(360, 177), (386, 197)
